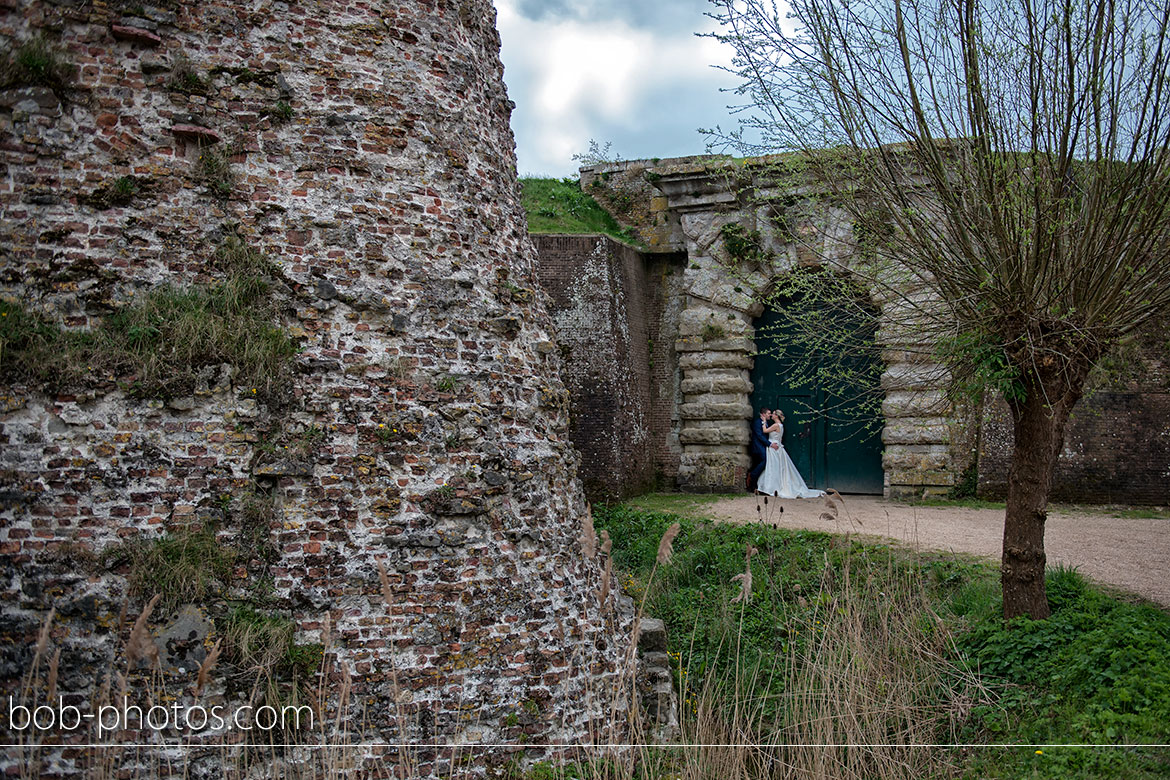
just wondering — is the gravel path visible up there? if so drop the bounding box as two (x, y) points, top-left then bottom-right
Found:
(706, 495), (1170, 608)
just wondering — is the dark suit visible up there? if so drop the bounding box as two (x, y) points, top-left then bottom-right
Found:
(747, 416), (769, 491)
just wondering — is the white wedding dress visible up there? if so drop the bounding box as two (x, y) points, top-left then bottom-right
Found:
(758, 425), (825, 499)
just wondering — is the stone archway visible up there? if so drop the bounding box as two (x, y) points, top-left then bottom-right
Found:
(645, 160), (962, 497)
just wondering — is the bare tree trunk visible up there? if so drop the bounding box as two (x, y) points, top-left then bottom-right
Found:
(1001, 365), (1087, 620)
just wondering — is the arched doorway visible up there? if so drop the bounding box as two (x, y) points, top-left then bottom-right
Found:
(750, 272), (885, 493)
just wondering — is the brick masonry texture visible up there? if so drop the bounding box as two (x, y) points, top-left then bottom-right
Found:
(979, 393), (1170, 504)
(0, 1), (631, 774)
(978, 317), (1170, 504)
(534, 235), (683, 502)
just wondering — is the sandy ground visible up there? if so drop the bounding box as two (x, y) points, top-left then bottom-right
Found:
(705, 495), (1170, 608)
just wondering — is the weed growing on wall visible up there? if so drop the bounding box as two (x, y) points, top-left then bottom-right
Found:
(222, 606), (322, 717)
(0, 35), (72, 94)
(106, 526), (235, 611)
(166, 53), (208, 95)
(0, 236), (295, 399)
(266, 99), (294, 122)
(81, 175), (146, 209)
(197, 145), (237, 199)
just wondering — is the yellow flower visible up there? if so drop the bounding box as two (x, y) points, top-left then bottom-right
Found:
(1035, 750), (1043, 755)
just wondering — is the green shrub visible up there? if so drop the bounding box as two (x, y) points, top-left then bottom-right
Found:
(719, 222), (769, 265)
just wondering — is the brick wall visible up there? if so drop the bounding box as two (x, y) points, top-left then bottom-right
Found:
(979, 392), (1170, 504)
(534, 235), (683, 501)
(979, 322), (1170, 504)
(0, 2), (631, 775)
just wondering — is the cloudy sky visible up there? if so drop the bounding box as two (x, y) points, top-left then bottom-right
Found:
(495, 0), (747, 177)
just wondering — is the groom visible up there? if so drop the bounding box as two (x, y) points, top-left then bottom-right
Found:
(747, 407), (771, 492)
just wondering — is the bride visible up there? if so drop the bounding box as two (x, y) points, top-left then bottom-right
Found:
(758, 410), (825, 499)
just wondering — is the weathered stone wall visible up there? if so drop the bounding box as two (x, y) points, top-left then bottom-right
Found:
(0, 1), (630, 774)
(533, 234), (683, 502)
(978, 323), (1170, 504)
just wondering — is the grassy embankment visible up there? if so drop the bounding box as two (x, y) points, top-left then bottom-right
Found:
(569, 496), (1170, 780)
(519, 177), (638, 244)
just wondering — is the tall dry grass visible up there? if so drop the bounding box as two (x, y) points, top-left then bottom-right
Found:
(572, 500), (990, 780)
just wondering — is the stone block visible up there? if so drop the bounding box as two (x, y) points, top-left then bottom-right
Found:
(675, 336), (754, 353)
(881, 418), (950, 445)
(679, 425), (749, 446)
(883, 443), (950, 471)
(111, 24), (163, 45)
(170, 124), (222, 144)
(679, 375), (752, 395)
(679, 351), (754, 370)
(882, 390), (949, 418)
(880, 362), (948, 391)
(638, 618), (667, 653)
(679, 400), (753, 420)
(885, 469), (954, 487)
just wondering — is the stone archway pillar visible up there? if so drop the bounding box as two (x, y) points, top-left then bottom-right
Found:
(677, 334), (756, 490)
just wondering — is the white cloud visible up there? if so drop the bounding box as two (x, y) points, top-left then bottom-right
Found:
(496, 0), (740, 176)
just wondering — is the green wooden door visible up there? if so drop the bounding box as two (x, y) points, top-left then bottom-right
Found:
(751, 296), (885, 494)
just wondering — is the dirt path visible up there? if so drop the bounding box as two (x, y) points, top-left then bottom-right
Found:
(706, 495), (1170, 608)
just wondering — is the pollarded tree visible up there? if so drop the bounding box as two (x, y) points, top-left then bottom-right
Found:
(706, 0), (1170, 619)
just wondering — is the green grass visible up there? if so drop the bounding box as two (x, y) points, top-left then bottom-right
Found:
(595, 504), (973, 718)
(901, 497), (1170, 520)
(0, 236), (295, 400)
(621, 492), (740, 517)
(520, 177), (638, 244)
(108, 526), (235, 611)
(1054, 504), (1170, 520)
(1108, 507), (1170, 520)
(595, 502), (1170, 779)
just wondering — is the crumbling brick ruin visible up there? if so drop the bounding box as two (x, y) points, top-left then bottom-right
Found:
(0, 1), (631, 775)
